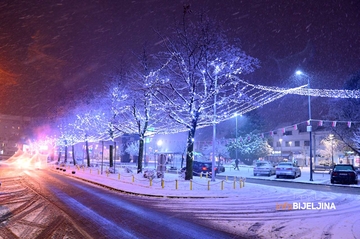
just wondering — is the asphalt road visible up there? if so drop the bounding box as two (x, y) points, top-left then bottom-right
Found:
(17, 169), (239, 239)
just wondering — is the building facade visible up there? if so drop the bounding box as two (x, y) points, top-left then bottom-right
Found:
(267, 125), (333, 166)
(0, 114), (32, 160)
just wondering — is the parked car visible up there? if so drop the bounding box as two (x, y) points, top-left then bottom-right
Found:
(330, 164), (358, 184)
(181, 161), (219, 177)
(276, 162), (301, 179)
(253, 161), (275, 176)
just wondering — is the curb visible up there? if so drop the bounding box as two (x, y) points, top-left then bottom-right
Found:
(50, 167), (230, 199)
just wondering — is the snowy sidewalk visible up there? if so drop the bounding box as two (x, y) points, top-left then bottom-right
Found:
(50, 164), (251, 198)
(49, 162), (359, 200)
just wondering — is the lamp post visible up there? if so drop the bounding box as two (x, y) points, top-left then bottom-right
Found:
(279, 138), (283, 160)
(234, 113), (238, 164)
(211, 77), (218, 182)
(296, 70), (313, 181)
(289, 141), (292, 161)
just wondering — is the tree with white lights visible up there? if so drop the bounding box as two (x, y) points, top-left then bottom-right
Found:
(316, 134), (343, 165)
(152, 10), (260, 179)
(108, 52), (171, 173)
(228, 133), (273, 165)
(57, 116), (79, 165)
(70, 105), (109, 167)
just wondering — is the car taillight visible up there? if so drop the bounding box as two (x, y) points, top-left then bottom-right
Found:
(202, 167), (207, 171)
(332, 172), (338, 176)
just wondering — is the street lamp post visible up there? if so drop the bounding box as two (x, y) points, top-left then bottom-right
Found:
(279, 138), (283, 160)
(296, 70), (313, 181)
(235, 113), (238, 164)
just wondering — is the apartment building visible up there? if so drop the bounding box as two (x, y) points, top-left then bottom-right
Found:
(267, 124), (332, 166)
(0, 114), (32, 160)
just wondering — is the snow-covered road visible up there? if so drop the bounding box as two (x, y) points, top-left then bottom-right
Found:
(50, 164), (360, 238)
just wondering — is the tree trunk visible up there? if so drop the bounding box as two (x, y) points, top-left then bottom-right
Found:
(57, 151), (61, 163)
(114, 141), (117, 169)
(64, 145), (68, 163)
(72, 145), (76, 165)
(181, 153), (185, 168)
(85, 140), (90, 167)
(185, 128), (195, 180)
(137, 137), (144, 173)
(109, 145), (114, 167)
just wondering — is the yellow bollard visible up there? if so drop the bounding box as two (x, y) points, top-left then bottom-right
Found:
(98, 169), (100, 175)
(208, 180), (210, 190)
(132, 175), (135, 182)
(150, 178), (153, 187)
(118, 173), (120, 180)
(90, 168), (92, 174)
(190, 179), (193, 190)
(239, 179), (243, 188)
(206, 172), (208, 179)
(200, 172), (202, 178)
(226, 175), (228, 181)
(175, 179), (178, 190)
(161, 179), (164, 189)
(233, 180), (236, 189)
(221, 180), (224, 190)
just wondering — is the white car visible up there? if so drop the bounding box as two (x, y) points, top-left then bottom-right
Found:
(276, 162), (301, 179)
(253, 161), (275, 176)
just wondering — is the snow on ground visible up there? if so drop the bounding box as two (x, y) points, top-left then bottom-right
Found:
(2, 152), (360, 238)
(48, 163), (360, 238)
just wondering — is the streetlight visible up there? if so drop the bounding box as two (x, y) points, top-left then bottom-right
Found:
(279, 138), (283, 160)
(234, 113), (238, 165)
(296, 70), (313, 181)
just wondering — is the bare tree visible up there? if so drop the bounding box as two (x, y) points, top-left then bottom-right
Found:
(326, 71), (360, 155)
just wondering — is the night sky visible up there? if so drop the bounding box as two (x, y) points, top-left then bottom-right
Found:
(0, 0), (359, 121)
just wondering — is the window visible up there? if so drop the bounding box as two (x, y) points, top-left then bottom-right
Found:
(284, 130), (293, 136)
(285, 141), (292, 147)
(295, 141), (300, 147)
(276, 141), (281, 147)
(304, 141), (310, 146)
